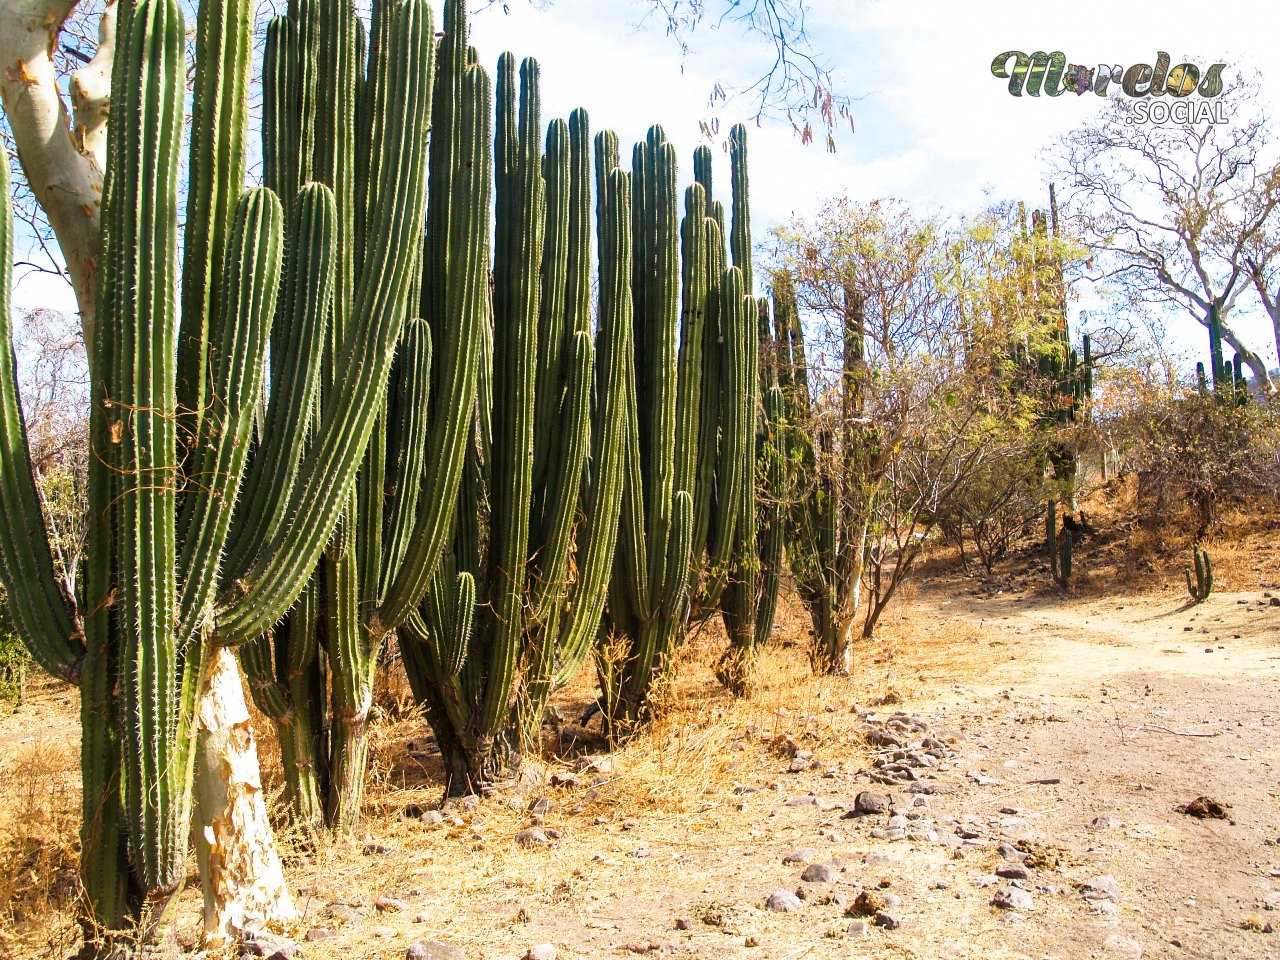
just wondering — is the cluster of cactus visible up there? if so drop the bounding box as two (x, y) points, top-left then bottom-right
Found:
(1197, 311), (1250, 404)
(395, 52), (628, 793)
(0, 0), (440, 926)
(774, 273), (876, 674)
(1186, 545), (1213, 603)
(597, 124), (764, 731)
(237, 0), (484, 833)
(1047, 499), (1073, 589)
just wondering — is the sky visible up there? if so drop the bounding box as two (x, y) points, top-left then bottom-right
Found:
(11, 0), (1280, 368)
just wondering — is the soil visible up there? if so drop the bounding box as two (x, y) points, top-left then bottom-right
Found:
(2, 535), (1279, 959)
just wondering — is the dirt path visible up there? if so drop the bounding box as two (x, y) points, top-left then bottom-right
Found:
(3, 576), (1279, 960)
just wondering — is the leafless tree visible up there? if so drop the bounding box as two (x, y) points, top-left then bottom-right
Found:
(1051, 76), (1280, 390)
(476, 0), (853, 151)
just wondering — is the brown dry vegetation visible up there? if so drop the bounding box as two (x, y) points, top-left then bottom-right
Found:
(2, 488), (1279, 960)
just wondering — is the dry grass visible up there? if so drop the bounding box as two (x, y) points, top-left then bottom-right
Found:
(0, 707), (83, 960)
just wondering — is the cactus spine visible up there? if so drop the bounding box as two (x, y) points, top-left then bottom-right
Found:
(1186, 546), (1213, 603)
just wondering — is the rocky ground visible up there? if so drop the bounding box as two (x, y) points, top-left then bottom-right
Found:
(3, 549), (1280, 960)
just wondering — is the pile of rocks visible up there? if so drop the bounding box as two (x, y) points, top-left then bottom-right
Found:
(862, 712), (959, 785)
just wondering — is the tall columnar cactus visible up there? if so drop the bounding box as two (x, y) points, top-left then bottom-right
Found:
(239, 0), (483, 832)
(1186, 546), (1213, 603)
(599, 123), (761, 731)
(717, 124), (771, 692)
(0, 0), (436, 931)
(397, 62), (628, 793)
(777, 271), (873, 675)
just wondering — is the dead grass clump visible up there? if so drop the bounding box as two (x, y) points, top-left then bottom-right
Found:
(0, 737), (82, 957)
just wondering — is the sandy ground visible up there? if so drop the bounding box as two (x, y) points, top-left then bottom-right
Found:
(2, 558), (1279, 960)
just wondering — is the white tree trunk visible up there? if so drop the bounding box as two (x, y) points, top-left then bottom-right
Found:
(192, 646), (297, 944)
(0, 0), (112, 328)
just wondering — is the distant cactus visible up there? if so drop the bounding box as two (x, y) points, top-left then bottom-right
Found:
(1185, 546), (1213, 603)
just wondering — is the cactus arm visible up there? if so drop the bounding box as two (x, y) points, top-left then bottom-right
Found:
(315, 0), (359, 329)
(552, 167), (632, 687)
(376, 56), (488, 629)
(223, 184), (335, 576)
(0, 150), (84, 683)
(101, 0), (184, 892)
(176, 0), (253, 440)
(176, 190), (283, 645)
(477, 53), (542, 735)
(729, 125), (752, 294)
(380, 317), (433, 579)
(215, 0), (435, 644)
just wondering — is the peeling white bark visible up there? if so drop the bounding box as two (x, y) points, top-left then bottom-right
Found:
(0, 0), (109, 328)
(192, 646), (297, 944)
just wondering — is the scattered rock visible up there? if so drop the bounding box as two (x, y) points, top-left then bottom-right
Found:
(873, 910), (901, 930)
(1090, 816), (1121, 831)
(407, 943), (466, 960)
(524, 945), (557, 960)
(528, 797), (557, 815)
(240, 931), (301, 959)
(1178, 796), (1230, 819)
(674, 917), (693, 931)
(304, 929), (337, 942)
(765, 889), (803, 912)
(846, 920), (870, 938)
(992, 885), (1035, 911)
(403, 803), (426, 819)
(1102, 934), (1143, 957)
(782, 847), (819, 865)
(362, 843), (393, 856)
(852, 791), (890, 815)
(801, 862), (839, 883)
(419, 810), (446, 827)
(995, 863), (1030, 880)
(328, 904), (368, 923)
(516, 827), (552, 849)
(1081, 875), (1121, 902)
(996, 842), (1025, 862)
(375, 897), (411, 913)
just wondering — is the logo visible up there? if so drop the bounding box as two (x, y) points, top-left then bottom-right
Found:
(990, 51), (1229, 124)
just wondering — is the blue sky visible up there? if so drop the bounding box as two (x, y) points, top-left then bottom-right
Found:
(12, 0), (1280, 366)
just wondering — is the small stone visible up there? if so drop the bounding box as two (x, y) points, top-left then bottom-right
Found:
(407, 942), (466, 960)
(419, 810), (446, 827)
(873, 910), (901, 929)
(674, 917), (693, 931)
(846, 920), (870, 938)
(375, 897), (412, 913)
(1082, 875), (1121, 901)
(240, 931), (301, 959)
(403, 803), (426, 819)
(784, 794), (817, 807)
(847, 890), (885, 917)
(766, 889), (803, 912)
(996, 863), (1030, 880)
(1090, 816), (1121, 831)
(853, 791), (890, 815)
(992, 885), (1035, 911)
(529, 797), (557, 815)
(363, 842), (392, 855)
(328, 904), (368, 923)
(516, 827), (552, 849)
(1102, 934), (1143, 957)
(744, 935), (760, 948)
(524, 945), (557, 960)
(801, 862), (838, 883)
(997, 842), (1025, 861)
(782, 847), (819, 865)
(305, 929), (338, 942)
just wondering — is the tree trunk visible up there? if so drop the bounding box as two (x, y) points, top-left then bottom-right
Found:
(192, 647), (296, 945)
